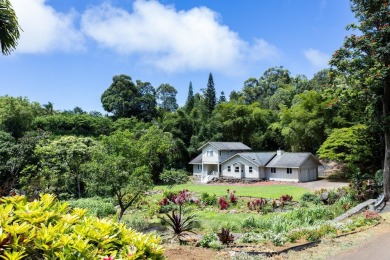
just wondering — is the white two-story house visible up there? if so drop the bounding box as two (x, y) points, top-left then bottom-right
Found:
(189, 142), (321, 183)
(189, 142), (251, 178)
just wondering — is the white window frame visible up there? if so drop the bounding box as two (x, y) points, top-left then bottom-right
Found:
(271, 167), (276, 173)
(227, 166), (231, 172)
(235, 166), (240, 172)
(287, 168), (292, 174)
(249, 167), (253, 173)
(206, 150), (213, 157)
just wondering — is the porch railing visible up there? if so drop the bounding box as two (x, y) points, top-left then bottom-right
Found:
(201, 171), (219, 183)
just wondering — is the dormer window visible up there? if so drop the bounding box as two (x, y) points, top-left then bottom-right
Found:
(207, 150), (213, 157)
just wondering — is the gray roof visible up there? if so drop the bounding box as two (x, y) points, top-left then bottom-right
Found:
(266, 153), (321, 168)
(198, 142), (251, 151)
(189, 154), (202, 164)
(225, 152), (276, 167)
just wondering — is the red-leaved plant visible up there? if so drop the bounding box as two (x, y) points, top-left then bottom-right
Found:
(227, 189), (238, 203)
(218, 197), (229, 210)
(247, 198), (267, 212)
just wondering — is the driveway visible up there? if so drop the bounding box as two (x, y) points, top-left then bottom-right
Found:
(329, 227), (390, 260)
(292, 179), (349, 191)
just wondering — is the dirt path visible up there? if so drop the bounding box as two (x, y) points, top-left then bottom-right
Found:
(327, 210), (390, 260)
(329, 229), (390, 260)
(285, 212), (390, 260)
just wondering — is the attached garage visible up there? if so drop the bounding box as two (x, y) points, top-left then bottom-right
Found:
(266, 151), (321, 183)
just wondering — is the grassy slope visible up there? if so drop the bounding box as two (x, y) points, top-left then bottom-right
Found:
(155, 183), (308, 200)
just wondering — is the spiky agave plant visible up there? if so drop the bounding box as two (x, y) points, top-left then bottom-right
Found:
(217, 228), (234, 245)
(160, 204), (197, 240)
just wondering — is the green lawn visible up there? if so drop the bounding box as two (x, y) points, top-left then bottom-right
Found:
(154, 183), (308, 200)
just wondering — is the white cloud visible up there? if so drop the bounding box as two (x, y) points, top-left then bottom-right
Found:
(81, 0), (279, 73)
(304, 49), (330, 68)
(11, 0), (84, 53)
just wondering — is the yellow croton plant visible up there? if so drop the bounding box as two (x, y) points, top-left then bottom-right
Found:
(0, 194), (164, 260)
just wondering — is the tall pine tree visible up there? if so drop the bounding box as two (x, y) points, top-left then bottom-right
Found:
(204, 73), (216, 114)
(185, 81), (195, 113)
(218, 91), (226, 104)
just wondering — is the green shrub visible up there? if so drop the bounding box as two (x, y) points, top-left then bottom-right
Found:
(265, 231), (287, 246)
(209, 240), (223, 250)
(238, 232), (264, 243)
(305, 229), (322, 242)
(313, 196), (323, 205)
(67, 197), (116, 218)
(199, 233), (218, 248)
(160, 169), (189, 186)
(287, 230), (305, 243)
(242, 216), (258, 229)
(0, 194), (164, 259)
(335, 195), (356, 211)
(200, 192), (217, 205)
(300, 192), (318, 202)
(327, 190), (339, 204)
(121, 214), (149, 231)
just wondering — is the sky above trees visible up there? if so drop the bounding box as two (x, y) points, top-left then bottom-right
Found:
(1, 0), (355, 112)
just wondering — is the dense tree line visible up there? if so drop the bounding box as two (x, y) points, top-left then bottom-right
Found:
(1, 0), (388, 201)
(0, 64), (383, 199)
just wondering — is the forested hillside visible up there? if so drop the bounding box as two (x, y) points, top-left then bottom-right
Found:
(0, 65), (383, 198)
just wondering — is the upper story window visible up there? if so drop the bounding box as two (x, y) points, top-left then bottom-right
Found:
(287, 168), (292, 174)
(206, 150), (213, 157)
(271, 167), (276, 173)
(227, 166), (231, 172)
(249, 167), (253, 173)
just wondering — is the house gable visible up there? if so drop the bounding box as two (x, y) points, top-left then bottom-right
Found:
(197, 142), (251, 151)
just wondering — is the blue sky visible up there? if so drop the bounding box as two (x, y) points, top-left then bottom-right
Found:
(1, 0), (355, 112)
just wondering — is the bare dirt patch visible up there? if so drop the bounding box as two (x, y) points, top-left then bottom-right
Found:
(163, 244), (229, 260)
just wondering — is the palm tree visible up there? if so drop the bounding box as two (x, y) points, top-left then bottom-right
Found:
(0, 0), (21, 55)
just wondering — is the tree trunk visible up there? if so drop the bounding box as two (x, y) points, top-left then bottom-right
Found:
(383, 77), (390, 201)
(118, 207), (125, 222)
(77, 175), (81, 199)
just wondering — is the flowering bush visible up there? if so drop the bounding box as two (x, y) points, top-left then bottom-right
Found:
(159, 189), (191, 206)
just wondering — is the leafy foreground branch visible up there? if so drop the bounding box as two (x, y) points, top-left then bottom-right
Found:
(0, 194), (164, 259)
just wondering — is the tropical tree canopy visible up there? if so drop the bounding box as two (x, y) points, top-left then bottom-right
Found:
(0, 0), (21, 55)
